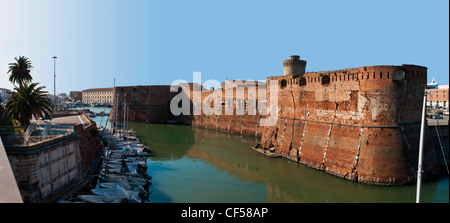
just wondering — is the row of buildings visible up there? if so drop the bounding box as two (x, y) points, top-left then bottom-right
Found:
(70, 87), (114, 105)
(426, 78), (449, 110)
(0, 88), (12, 103)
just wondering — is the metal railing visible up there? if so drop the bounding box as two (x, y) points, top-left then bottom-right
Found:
(1, 134), (66, 146)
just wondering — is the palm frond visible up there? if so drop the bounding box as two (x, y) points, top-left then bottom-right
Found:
(3, 82), (53, 125)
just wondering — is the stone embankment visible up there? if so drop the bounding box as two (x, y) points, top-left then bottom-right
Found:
(2, 112), (102, 202)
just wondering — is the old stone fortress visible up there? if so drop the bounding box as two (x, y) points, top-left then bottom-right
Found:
(105, 55), (439, 186)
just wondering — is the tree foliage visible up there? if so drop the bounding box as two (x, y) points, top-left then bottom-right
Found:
(7, 56), (33, 86)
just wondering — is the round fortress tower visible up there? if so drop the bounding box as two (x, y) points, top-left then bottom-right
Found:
(283, 55), (307, 76)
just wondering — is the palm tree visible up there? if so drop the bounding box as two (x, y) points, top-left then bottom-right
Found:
(3, 82), (53, 126)
(7, 56), (33, 86)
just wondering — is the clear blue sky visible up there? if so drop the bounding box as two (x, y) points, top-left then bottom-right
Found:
(1, 0), (448, 93)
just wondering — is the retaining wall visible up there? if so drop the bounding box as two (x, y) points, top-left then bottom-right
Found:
(4, 116), (102, 202)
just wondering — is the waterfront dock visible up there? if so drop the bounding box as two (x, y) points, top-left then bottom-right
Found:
(250, 145), (281, 158)
(60, 128), (152, 203)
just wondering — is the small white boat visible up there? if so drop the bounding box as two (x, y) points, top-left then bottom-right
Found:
(98, 181), (132, 190)
(78, 194), (123, 203)
(90, 185), (141, 203)
(107, 157), (146, 166)
(101, 174), (148, 185)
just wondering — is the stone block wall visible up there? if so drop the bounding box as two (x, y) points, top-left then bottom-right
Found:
(5, 119), (102, 202)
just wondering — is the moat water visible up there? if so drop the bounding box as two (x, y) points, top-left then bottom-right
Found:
(82, 107), (448, 203)
(123, 122), (449, 203)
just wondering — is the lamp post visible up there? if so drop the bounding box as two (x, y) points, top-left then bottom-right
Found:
(52, 56), (57, 110)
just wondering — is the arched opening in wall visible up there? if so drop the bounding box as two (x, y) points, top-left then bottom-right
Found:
(321, 75), (330, 85)
(299, 77), (306, 86)
(280, 79), (287, 89)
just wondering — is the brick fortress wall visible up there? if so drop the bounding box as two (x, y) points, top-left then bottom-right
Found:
(260, 63), (439, 185)
(112, 85), (180, 124)
(187, 82), (267, 137)
(109, 57), (440, 185)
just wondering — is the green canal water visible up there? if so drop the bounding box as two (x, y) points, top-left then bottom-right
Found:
(123, 122), (448, 203)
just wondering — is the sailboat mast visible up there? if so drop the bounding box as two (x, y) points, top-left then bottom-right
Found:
(112, 78), (115, 133)
(416, 91), (427, 203)
(123, 93), (126, 140)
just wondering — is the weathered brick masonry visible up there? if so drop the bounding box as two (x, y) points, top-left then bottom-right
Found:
(260, 58), (439, 185)
(112, 85), (180, 124)
(111, 56), (440, 185)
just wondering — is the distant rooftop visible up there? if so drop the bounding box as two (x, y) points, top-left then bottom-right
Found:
(82, 87), (113, 92)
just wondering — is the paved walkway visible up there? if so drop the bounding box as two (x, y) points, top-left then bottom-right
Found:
(32, 114), (91, 135)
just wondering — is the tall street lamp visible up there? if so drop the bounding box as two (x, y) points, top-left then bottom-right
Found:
(53, 56), (57, 110)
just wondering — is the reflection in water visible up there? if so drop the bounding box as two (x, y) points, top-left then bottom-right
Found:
(129, 123), (449, 203)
